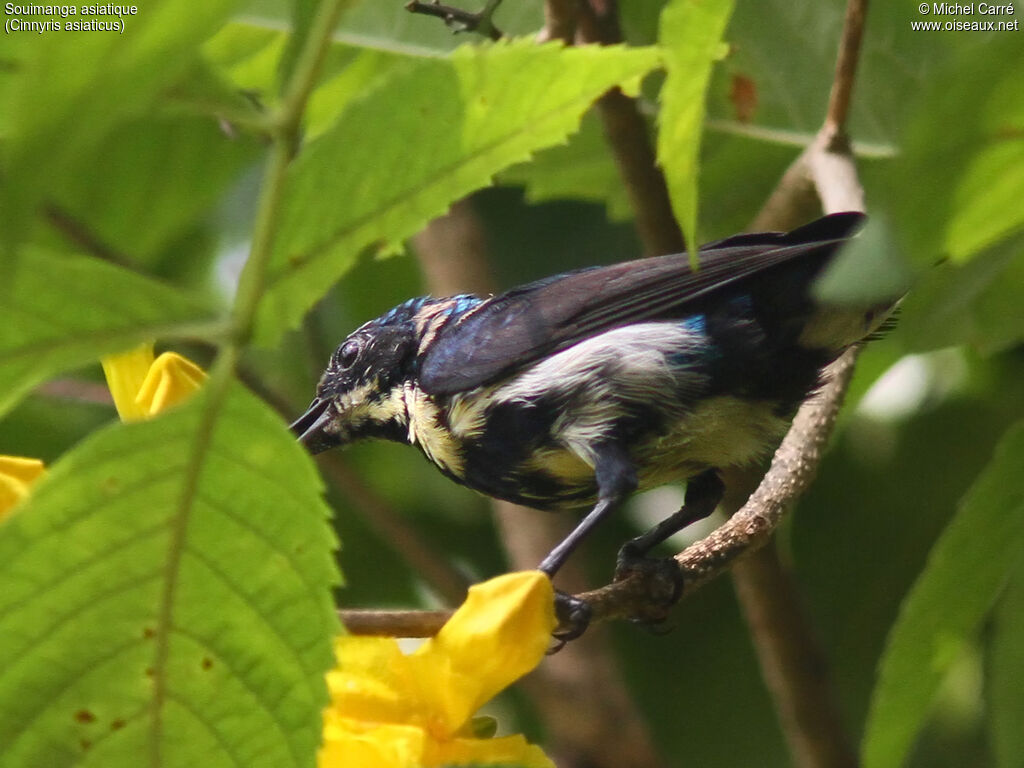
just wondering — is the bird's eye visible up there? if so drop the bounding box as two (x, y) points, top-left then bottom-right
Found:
(337, 340), (361, 370)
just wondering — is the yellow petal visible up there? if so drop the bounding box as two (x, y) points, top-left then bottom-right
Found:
(0, 456), (46, 522)
(327, 636), (425, 727)
(411, 571), (555, 734)
(319, 715), (426, 768)
(135, 352), (206, 417)
(0, 455), (46, 485)
(430, 733), (556, 768)
(101, 344), (155, 422)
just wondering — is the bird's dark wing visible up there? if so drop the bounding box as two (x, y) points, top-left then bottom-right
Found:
(419, 212), (865, 395)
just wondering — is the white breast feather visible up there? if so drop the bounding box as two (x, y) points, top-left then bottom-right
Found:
(492, 323), (705, 464)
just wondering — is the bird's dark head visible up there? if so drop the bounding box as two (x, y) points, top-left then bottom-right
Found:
(290, 298), (429, 454)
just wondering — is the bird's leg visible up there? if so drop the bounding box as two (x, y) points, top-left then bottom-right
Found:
(614, 468), (724, 602)
(540, 443), (637, 643)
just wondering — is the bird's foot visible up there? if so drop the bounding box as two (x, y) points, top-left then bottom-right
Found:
(549, 590), (592, 652)
(613, 542), (685, 627)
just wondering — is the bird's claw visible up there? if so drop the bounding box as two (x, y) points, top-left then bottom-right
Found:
(549, 590), (592, 652)
(613, 544), (685, 626)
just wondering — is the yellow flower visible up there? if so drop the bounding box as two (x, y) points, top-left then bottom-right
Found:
(101, 343), (206, 421)
(319, 571), (557, 768)
(0, 456), (46, 522)
(2, 344), (206, 522)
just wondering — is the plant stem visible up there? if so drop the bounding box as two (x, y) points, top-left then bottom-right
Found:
(231, 0), (349, 343)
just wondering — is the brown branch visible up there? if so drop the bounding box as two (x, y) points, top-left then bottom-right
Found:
(731, 545), (858, 768)
(405, 0), (503, 40)
(35, 378), (115, 406)
(341, 608), (450, 637)
(538, 0), (576, 43)
(575, 0), (686, 256)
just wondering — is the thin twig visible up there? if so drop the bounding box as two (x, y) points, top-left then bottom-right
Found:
(750, 128), (865, 232)
(341, 608), (449, 637)
(825, 0), (868, 134)
(35, 378), (115, 406)
(405, 0), (504, 40)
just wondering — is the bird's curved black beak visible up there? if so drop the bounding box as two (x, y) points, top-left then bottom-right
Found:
(290, 398), (342, 455)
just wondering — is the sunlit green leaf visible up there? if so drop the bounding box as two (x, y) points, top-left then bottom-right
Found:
(202, 21), (289, 96)
(254, 38), (662, 344)
(862, 420), (1024, 768)
(0, 384), (339, 767)
(657, 0), (734, 258)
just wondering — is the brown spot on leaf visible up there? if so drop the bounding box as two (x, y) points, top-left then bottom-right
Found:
(111, 718), (126, 731)
(729, 74), (758, 123)
(201, 657), (213, 670)
(74, 710), (96, 724)
(142, 626), (155, 639)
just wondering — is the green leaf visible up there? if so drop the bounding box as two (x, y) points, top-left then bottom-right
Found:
(862, 420), (1024, 768)
(203, 21), (406, 139)
(989, 559), (1024, 768)
(0, 247), (219, 418)
(254, 38), (663, 344)
(0, 383), (339, 767)
(202, 21), (289, 97)
(885, 35), (1024, 267)
(657, 0), (734, 259)
(48, 115), (258, 266)
(894, 235), (1024, 355)
(946, 129), (1024, 263)
(500, 111), (634, 222)
(1, 0), (242, 250)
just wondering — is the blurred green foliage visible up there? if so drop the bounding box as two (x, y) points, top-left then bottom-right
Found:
(0, 0), (1021, 766)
